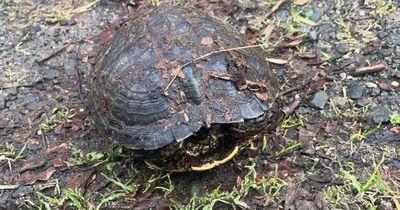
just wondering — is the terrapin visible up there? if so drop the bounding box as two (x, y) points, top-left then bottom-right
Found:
(88, 6), (279, 171)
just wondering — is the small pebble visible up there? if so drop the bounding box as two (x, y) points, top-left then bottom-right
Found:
(394, 71), (400, 79)
(12, 186), (34, 198)
(336, 43), (349, 55)
(340, 73), (347, 80)
(347, 84), (365, 100)
(330, 96), (347, 109)
(0, 96), (5, 109)
(392, 159), (400, 170)
(365, 82), (377, 88)
(391, 81), (399, 87)
(367, 107), (392, 124)
(395, 46), (400, 56)
(309, 91), (329, 110)
(336, 32), (344, 40)
(310, 10), (322, 21)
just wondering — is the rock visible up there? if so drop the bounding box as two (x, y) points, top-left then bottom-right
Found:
(339, 73), (347, 80)
(367, 107), (392, 124)
(364, 82), (377, 88)
(391, 81), (399, 87)
(395, 71), (400, 79)
(0, 96), (5, 109)
(370, 88), (381, 96)
(12, 186), (34, 198)
(377, 48), (393, 58)
(330, 96), (347, 109)
(0, 190), (12, 205)
(395, 46), (400, 56)
(309, 30), (318, 40)
(336, 43), (349, 54)
(392, 159), (400, 170)
(3, 87), (17, 98)
(387, 34), (400, 46)
(377, 200), (395, 210)
(309, 91), (329, 110)
(347, 84), (364, 100)
(377, 31), (387, 39)
(14, 94), (39, 108)
(310, 10), (322, 22)
(43, 69), (60, 80)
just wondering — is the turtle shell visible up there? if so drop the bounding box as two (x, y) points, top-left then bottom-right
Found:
(89, 6), (279, 164)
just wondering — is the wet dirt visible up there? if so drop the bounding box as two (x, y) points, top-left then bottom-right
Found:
(0, 0), (399, 209)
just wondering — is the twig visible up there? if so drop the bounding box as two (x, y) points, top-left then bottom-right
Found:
(207, 71), (268, 90)
(36, 40), (83, 64)
(276, 80), (313, 98)
(327, 59), (356, 73)
(262, 0), (286, 23)
(0, 184), (19, 190)
(163, 44), (264, 93)
(350, 64), (385, 76)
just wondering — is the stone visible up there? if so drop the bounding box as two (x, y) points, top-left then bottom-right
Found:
(392, 159), (400, 170)
(310, 10), (322, 21)
(336, 43), (349, 54)
(347, 84), (365, 100)
(0, 96), (5, 109)
(377, 48), (393, 58)
(367, 107), (392, 124)
(339, 73), (347, 80)
(364, 82), (377, 88)
(309, 91), (329, 110)
(0, 191), (11, 205)
(330, 96), (347, 109)
(395, 46), (400, 57)
(12, 186), (34, 198)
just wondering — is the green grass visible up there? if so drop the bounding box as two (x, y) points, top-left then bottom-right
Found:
(323, 151), (400, 209)
(349, 122), (382, 151)
(174, 159), (287, 209)
(390, 113), (400, 125)
(279, 115), (304, 129)
(0, 143), (27, 172)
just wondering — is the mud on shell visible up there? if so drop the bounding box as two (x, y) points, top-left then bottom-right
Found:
(88, 5), (279, 171)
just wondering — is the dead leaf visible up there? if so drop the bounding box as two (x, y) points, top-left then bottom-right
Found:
(84, 172), (97, 190)
(390, 126), (400, 134)
(294, 0), (309, 6)
(98, 23), (118, 44)
(283, 38), (303, 47)
(262, 24), (275, 40)
(254, 92), (269, 101)
(236, 176), (243, 189)
(266, 58), (288, 65)
(44, 143), (70, 155)
(297, 52), (316, 59)
(201, 36), (214, 47)
(171, 67), (185, 79)
(66, 171), (94, 190)
(155, 58), (168, 69)
(81, 54), (88, 63)
(378, 82), (392, 91)
(20, 167), (56, 185)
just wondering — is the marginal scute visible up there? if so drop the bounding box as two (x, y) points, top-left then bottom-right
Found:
(88, 6), (279, 153)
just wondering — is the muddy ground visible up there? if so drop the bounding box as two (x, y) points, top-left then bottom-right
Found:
(0, 0), (399, 209)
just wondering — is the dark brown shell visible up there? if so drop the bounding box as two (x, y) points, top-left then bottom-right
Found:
(89, 6), (279, 151)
